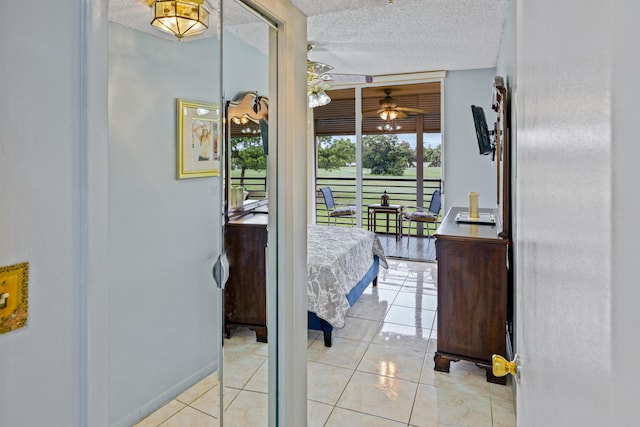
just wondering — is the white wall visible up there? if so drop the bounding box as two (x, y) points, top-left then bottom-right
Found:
(223, 30), (269, 100)
(0, 1), (84, 425)
(108, 23), (221, 426)
(443, 68), (498, 211)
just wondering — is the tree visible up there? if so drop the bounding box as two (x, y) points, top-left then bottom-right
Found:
(317, 136), (355, 171)
(424, 144), (442, 167)
(362, 134), (411, 175)
(399, 140), (416, 166)
(230, 136), (266, 185)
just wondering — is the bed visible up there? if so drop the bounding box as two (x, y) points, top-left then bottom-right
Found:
(307, 224), (388, 347)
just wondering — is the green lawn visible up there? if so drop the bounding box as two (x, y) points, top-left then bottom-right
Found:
(230, 166), (441, 179)
(315, 166), (441, 180)
(230, 166), (442, 234)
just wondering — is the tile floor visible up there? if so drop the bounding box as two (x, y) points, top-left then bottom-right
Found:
(135, 259), (515, 427)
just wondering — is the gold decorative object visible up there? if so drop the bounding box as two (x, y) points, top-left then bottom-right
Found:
(468, 191), (479, 219)
(0, 262), (29, 334)
(492, 354), (519, 379)
(149, 0), (210, 40)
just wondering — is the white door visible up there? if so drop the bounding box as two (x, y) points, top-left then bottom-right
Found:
(512, 0), (614, 424)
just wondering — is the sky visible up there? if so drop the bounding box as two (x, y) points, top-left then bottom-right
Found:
(400, 133), (441, 148)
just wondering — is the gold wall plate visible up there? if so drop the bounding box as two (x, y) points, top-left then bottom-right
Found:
(0, 262), (29, 334)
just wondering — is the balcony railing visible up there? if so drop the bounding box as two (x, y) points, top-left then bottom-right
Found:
(229, 176), (267, 200)
(315, 177), (442, 236)
(230, 175), (442, 237)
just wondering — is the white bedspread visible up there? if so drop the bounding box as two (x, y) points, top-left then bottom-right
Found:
(307, 225), (388, 328)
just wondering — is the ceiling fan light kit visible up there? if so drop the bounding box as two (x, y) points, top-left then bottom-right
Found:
(378, 123), (401, 132)
(306, 43), (373, 108)
(364, 89), (426, 121)
(308, 90), (331, 108)
(149, 0), (210, 40)
(380, 109), (399, 121)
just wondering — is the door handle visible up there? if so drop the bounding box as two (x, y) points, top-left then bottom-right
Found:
(212, 253), (229, 290)
(492, 353), (520, 381)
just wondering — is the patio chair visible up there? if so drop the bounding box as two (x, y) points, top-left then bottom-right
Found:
(401, 189), (442, 239)
(319, 187), (356, 226)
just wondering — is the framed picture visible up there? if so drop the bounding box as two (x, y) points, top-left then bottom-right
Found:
(176, 98), (221, 179)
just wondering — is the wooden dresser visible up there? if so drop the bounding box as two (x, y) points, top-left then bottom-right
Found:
(434, 206), (510, 384)
(224, 207), (268, 342)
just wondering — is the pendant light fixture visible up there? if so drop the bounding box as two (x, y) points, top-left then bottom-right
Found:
(379, 109), (399, 121)
(308, 90), (331, 108)
(149, 0), (210, 40)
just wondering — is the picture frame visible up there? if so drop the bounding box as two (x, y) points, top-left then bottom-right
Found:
(176, 98), (221, 179)
(0, 262), (29, 334)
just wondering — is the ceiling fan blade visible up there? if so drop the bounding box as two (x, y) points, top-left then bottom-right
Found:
(396, 107), (426, 114)
(308, 60), (334, 76)
(326, 73), (373, 84)
(394, 111), (408, 119)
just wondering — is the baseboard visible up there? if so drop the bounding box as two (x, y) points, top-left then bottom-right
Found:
(112, 360), (218, 427)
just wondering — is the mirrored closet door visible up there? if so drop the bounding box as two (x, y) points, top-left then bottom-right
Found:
(220, 1), (276, 425)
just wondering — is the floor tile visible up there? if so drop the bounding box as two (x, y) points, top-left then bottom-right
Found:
(410, 383), (492, 427)
(325, 407), (407, 427)
(175, 373), (218, 405)
(307, 400), (334, 427)
(357, 343), (426, 382)
(491, 396), (517, 427)
(223, 390), (268, 427)
(376, 270), (407, 285)
(137, 259), (517, 427)
(392, 290), (437, 310)
(402, 278), (437, 293)
(308, 330), (322, 347)
(337, 371), (418, 424)
(189, 386), (240, 419)
(490, 380), (514, 402)
(307, 337), (370, 369)
(373, 321), (431, 352)
(244, 360), (268, 393)
(359, 286), (399, 305)
(157, 406), (216, 427)
(333, 317), (381, 343)
(347, 299), (390, 322)
(223, 353), (266, 389)
(384, 305), (436, 329)
(419, 359), (491, 397)
(307, 361), (354, 405)
(134, 400), (186, 427)
(223, 332), (268, 358)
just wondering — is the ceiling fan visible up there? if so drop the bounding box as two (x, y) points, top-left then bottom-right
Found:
(307, 43), (373, 108)
(363, 89), (426, 120)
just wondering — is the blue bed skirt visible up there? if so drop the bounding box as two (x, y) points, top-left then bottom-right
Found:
(307, 256), (380, 347)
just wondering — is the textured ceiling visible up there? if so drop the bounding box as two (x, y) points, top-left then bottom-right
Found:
(294, 0), (508, 76)
(108, 0), (508, 76)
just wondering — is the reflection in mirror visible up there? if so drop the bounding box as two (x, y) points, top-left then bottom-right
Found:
(221, 1), (272, 426)
(110, 0), (226, 425)
(226, 90), (269, 216)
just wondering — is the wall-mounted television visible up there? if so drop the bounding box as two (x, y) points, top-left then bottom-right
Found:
(471, 105), (493, 156)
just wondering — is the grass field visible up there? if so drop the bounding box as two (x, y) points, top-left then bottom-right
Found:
(230, 166), (441, 179)
(230, 166), (442, 232)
